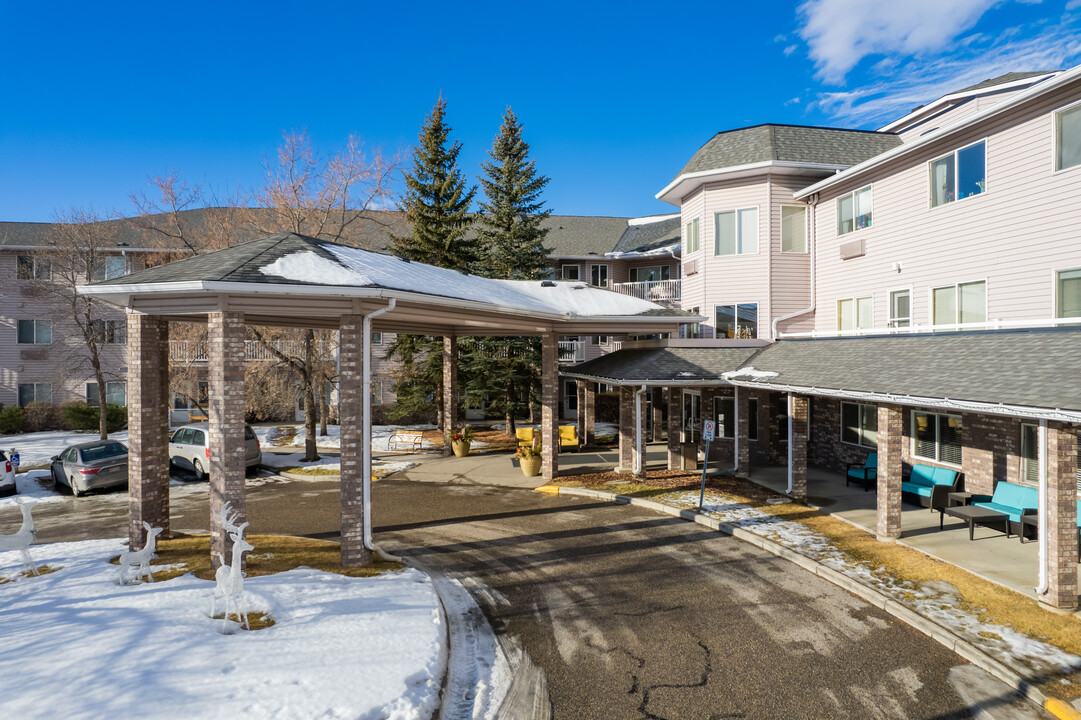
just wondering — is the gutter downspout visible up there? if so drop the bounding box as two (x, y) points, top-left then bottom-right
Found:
(634, 384), (648, 477)
(786, 393), (794, 494)
(363, 299), (397, 559)
(1036, 419), (1049, 596)
(771, 193), (819, 339)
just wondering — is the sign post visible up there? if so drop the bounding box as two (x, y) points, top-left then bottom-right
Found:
(698, 420), (715, 510)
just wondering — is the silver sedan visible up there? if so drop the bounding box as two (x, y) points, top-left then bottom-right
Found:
(50, 441), (129, 497)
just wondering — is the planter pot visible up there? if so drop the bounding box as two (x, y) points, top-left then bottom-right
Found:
(519, 455), (542, 477)
(451, 440), (471, 458)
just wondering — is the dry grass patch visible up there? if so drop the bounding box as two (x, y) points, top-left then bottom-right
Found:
(0, 565), (62, 584)
(280, 466), (340, 476)
(209, 611), (276, 631)
(270, 425), (298, 447)
(110, 534), (403, 583)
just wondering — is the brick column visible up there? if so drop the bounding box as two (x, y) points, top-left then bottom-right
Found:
(339, 314), (372, 567)
(789, 394), (809, 502)
(541, 333), (559, 480)
(208, 311), (247, 568)
(583, 383), (596, 445)
(126, 312), (170, 550)
(876, 404), (904, 542)
(576, 380), (588, 447)
(736, 388), (751, 475)
(667, 387), (681, 470)
(618, 386), (634, 472)
(651, 388), (664, 443)
(442, 336), (458, 456)
(1044, 424), (1078, 610)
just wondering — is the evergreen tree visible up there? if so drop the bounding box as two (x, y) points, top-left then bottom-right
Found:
(475, 108), (552, 278)
(390, 97), (478, 270)
(462, 109), (553, 432)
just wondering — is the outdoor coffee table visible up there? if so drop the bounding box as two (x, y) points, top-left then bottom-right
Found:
(940, 505), (1010, 539)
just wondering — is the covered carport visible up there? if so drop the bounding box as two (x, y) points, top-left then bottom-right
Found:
(78, 232), (694, 568)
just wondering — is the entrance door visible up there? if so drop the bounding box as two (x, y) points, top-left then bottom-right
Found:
(563, 380), (578, 420)
(682, 390), (701, 443)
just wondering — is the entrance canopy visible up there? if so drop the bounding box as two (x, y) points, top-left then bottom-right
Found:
(79, 232), (698, 335)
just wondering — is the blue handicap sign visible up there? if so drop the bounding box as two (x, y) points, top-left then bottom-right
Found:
(9, 452), (19, 468)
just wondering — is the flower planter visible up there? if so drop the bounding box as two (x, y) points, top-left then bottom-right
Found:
(519, 455), (542, 477)
(451, 440), (471, 458)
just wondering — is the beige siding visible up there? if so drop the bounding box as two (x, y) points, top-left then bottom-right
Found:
(895, 86), (1039, 142)
(811, 78), (1081, 335)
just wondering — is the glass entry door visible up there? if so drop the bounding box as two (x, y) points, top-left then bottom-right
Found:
(682, 390), (701, 443)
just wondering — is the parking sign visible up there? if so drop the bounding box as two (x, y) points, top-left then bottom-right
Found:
(702, 420), (715, 442)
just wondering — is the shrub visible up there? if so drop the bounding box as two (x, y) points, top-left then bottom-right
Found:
(23, 402), (67, 433)
(0, 406), (26, 435)
(63, 402), (128, 433)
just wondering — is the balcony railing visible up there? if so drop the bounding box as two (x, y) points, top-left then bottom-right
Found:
(611, 279), (681, 306)
(169, 339), (335, 363)
(558, 340), (585, 363)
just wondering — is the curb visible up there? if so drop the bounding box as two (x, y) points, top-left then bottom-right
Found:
(538, 484), (1075, 719)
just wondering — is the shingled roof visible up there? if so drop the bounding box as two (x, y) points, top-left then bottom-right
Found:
(953, 71), (1057, 95)
(728, 329), (1081, 415)
(673, 124), (902, 179)
(563, 346), (759, 385)
(609, 217), (681, 256)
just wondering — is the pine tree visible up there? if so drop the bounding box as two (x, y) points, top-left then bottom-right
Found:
(390, 97), (478, 271)
(475, 108), (552, 278)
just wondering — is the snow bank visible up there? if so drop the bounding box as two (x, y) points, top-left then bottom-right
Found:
(0, 471), (67, 509)
(258, 424), (440, 454)
(0, 539), (446, 720)
(626, 213), (680, 226)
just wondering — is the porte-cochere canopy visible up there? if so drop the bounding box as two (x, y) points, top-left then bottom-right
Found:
(79, 232), (700, 568)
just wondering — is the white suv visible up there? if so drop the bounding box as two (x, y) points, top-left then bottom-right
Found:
(168, 423), (262, 479)
(0, 450), (14, 496)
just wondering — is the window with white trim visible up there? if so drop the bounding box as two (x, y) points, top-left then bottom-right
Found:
(18, 383), (52, 407)
(715, 207), (758, 255)
(685, 218), (700, 254)
(1057, 269), (1081, 319)
(562, 264), (580, 281)
(17, 319), (52, 344)
(837, 297), (872, 332)
(841, 402), (877, 448)
(715, 303), (758, 339)
(713, 396), (735, 439)
(932, 281), (986, 327)
(683, 306), (702, 339)
(565, 380), (578, 411)
(912, 411), (962, 466)
(90, 256), (128, 282)
(629, 265), (670, 282)
(930, 141), (986, 207)
(837, 185), (872, 235)
(590, 264), (609, 288)
(1055, 103), (1081, 172)
(591, 336), (609, 346)
(1020, 423), (1040, 485)
(371, 381), (384, 405)
(90, 319), (127, 345)
(371, 332), (383, 345)
(87, 381), (127, 407)
(889, 290), (910, 329)
(780, 206), (807, 253)
(16, 255), (50, 280)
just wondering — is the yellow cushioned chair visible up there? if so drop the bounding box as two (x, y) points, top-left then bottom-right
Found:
(558, 425), (579, 452)
(516, 427), (535, 448)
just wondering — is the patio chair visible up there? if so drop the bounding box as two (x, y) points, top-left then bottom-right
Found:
(558, 425), (580, 452)
(845, 452), (877, 491)
(901, 464), (961, 513)
(972, 481), (1037, 538)
(516, 427), (535, 448)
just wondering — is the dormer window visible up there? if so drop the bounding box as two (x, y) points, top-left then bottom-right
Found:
(837, 186), (872, 235)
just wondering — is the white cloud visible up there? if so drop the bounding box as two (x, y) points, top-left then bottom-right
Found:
(783, 44), (798, 56)
(1068, 0), (1081, 10)
(798, 0), (1000, 84)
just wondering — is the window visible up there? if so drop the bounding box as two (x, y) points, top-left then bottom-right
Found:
(683, 306), (702, 339)
(715, 303), (758, 339)
(781, 206), (807, 253)
(685, 218), (700, 253)
(1021, 424), (1040, 485)
(837, 297), (872, 332)
(889, 290), (911, 329)
(90, 256), (127, 282)
(1057, 269), (1081, 319)
(1055, 103), (1081, 172)
(930, 141), (986, 207)
(715, 207), (758, 255)
(90, 319), (127, 345)
(629, 265), (670, 282)
(837, 185), (872, 235)
(841, 402), (877, 448)
(371, 381), (384, 406)
(682, 391), (700, 443)
(17, 319), (52, 344)
(87, 381), (127, 407)
(18, 383), (52, 407)
(713, 396), (735, 439)
(565, 380), (578, 411)
(748, 397), (758, 441)
(590, 264), (609, 288)
(16, 255), (50, 280)
(912, 411), (962, 465)
(591, 336), (609, 346)
(371, 332), (383, 345)
(562, 264), (580, 281)
(932, 281), (986, 327)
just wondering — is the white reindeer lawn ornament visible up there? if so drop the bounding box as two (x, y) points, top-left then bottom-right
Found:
(118, 522), (163, 585)
(0, 500), (38, 576)
(211, 503), (253, 632)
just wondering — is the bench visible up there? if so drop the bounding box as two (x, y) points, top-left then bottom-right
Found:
(845, 452), (877, 491)
(972, 481), (1038, 538)
(901, 463), (961, 512)
(388, 431), (425, 452)
(559, 425), (579, 452)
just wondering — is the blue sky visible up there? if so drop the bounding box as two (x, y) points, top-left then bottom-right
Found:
(2, 0), (1080, 222)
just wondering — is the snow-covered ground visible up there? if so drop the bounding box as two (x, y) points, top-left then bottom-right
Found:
(0, 470), (67, 509)
(0, 429), (130, 467)
(0, 539), (446, 720)
(662, 489), (1081, 679)
(255, 424), (447, 453)
(260, 452), (418, 478)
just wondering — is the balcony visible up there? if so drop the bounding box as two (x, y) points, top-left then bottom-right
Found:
(169, 339), (334, 364)
(611, 279), (681, 307)
(558, 340), (585, 363)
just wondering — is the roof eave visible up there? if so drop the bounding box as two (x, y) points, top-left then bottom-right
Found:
(656, 161), (850, 206)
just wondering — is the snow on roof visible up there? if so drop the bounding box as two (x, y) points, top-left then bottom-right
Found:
(260, 247), (665, 317)
(627, 213), (681, 226)
(605, 242), (680, 259)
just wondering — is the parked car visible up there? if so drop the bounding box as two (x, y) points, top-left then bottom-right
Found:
(51, 441), (129, 497)
(169, 422), (261, 479)
(0, 450), (15, 497)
